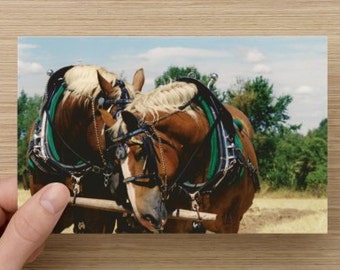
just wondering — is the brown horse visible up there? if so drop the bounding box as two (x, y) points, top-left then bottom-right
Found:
(27, 65), (144, 233)
(110, 78), (260, 233)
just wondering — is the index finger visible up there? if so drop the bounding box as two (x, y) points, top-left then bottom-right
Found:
(0, 176), (17, 231)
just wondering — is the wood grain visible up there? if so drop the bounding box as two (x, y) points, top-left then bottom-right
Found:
(0, 0), (339, 269)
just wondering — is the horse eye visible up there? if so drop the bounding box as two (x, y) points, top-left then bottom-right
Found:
(135, 148), (145, 161)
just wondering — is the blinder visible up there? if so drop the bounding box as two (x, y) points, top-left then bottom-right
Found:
(97, 79), (133, 117)
(111, 121), (170, 196)
(115, 143), (128, 160)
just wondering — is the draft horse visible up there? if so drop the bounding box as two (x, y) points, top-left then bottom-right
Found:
(110, 78), (260, 233)
(27, 65), (144, 233)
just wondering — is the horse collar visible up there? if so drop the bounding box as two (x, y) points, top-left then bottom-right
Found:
(28, 74), (119, 186)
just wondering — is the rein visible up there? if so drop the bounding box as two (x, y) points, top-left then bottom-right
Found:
(168, 106), (223, 193)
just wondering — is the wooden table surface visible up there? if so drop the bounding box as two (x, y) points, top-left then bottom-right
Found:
(1, 1), (339, 269)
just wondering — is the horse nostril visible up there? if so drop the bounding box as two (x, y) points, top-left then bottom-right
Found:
(142, 214), (159, 227)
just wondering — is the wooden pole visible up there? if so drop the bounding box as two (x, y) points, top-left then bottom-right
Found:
(69, 197), (217, 221)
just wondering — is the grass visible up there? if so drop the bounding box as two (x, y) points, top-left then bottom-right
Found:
(18, 188), (31, 207)
(255, 182), (327, 199)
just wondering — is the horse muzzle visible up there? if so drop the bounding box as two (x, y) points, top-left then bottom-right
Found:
(124, 175), (168, 232)
(138, 201), (167, 232)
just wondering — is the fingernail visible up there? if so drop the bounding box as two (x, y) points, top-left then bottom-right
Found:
(40, 184), (68, 214)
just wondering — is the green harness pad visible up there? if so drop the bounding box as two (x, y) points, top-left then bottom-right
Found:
(28, 155), (35, 169)
(28, 85), (64, 170)
(46, 85), (65, 161)
(233, 119), (243, 133)
(28, 65), (77, 172)
(197, 96), (219, 180)
(197, 96), (244, 183)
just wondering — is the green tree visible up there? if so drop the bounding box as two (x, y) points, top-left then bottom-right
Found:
(307, 118), (327, 141)
(226, 76), (300, 185)
(294, 119), (327, 195)
(226, 76), (298, 134)
(266, 128), (305, 189)
(18, 90), (42, 177)
(154, 66), (226, 102)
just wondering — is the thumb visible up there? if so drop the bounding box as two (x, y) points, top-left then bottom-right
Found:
(0, 183), (69, 269)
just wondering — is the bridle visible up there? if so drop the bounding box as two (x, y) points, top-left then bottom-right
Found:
(109, 95), (202, 201)
(111, 120), (176, 200)
(97, 79), (133, 117)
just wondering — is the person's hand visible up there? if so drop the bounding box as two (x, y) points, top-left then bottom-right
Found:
(0, 177), (69, 269)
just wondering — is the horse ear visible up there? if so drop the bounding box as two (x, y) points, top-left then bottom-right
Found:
(98, 109), (115, 128)
(97, 70), (115, 96)
(121, 111), (140, 132)
(132, 68), (144, 92)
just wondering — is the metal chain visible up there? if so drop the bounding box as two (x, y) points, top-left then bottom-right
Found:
(151, 126), (168, 199)
(91, 99), (107, 166)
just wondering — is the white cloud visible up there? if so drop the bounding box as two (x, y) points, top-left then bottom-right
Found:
(18, 43), (38, 50)
(138, 47), (229, 62)
(245, 49), (265, 63)
(253, 63), (271, 74)
(18, 60), (44, 75)
(295, 85), (313, 95)
(18, 43), (44, 75)
(113, 47), (231, 90)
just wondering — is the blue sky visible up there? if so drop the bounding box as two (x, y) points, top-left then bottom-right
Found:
(18, 37), (327, 135)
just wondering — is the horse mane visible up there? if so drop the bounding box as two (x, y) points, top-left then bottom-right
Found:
(126, 81), (199, 120)
(61, 65), (133, 108)
(110, 81), (201, 138)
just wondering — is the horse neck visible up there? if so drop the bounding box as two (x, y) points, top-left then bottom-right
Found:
(154, 111), (208, 144)
(156, 111), (211, 185)
(53, 96), (102, 163)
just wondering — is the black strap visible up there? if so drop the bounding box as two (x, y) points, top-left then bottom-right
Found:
(177, 77), (235, 137)
(169, 111), (223, 191)
(44, 109), (93, 171)
(42, 65), (74, 113)
(163, 77), (244, 198)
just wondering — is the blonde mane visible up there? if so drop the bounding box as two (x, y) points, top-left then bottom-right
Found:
(110, 81), (200, 137)
(126, 81), (199, 120)
(61, 65), (136, 107)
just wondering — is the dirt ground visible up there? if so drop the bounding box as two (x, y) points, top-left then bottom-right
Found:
(239, 197), (327, 233)
(18, 190), (327, 233)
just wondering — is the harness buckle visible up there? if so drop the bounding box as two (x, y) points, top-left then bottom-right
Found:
(92, 165), (102, 174)
(103, 170), (113, 188)
(189, 191), (202, 221)
(71, 174), (83, 205)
